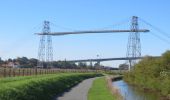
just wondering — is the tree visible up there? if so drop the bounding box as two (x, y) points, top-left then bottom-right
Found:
(0, 57), (4, 66)
(78, 62), (87, 68)
(8, 58), (12, 62)
(161, 50), (170, 70)
(29, 58), (38, 67)
(16, 57), (29, 65)
(94, 62), (100, 67)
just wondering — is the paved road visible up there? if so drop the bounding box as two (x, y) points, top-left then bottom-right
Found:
(55, 78), (96, 100)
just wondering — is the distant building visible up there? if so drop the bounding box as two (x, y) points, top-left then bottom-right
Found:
(1, 62), (20, 68)
(119, 64), (129, 70)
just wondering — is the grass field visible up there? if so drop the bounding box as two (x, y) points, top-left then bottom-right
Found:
(0, 73), (102, 100)
(88, 77), (116, 100)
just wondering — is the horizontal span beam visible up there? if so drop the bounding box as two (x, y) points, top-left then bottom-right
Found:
(67, 57), (143, 62)
(35, 29), (150, 36)
(66, 56), (160, 62)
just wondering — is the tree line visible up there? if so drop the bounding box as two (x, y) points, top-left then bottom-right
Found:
(0, 57), (102, 69)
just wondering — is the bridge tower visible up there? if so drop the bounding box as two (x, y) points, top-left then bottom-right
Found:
(37, 21), (53, 68)
(126, 16), (141, 70)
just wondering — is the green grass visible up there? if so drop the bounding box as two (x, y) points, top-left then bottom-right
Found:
(88, 77), (116, 100)
(0, 73), (102, 100)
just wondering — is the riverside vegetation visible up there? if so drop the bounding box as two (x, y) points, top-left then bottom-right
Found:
(124, 50), (170, 98)
(0, 73), (102, 100)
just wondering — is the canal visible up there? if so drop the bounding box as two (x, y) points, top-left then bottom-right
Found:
(112, 80), (161, 100)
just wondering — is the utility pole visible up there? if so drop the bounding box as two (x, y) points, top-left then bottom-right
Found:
(96, 55), (100, 67)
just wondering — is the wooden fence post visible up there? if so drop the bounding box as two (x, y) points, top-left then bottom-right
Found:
(23, 69), (25, 76)
(13, 68), (15, 77)
(19, 69), (21, 76)
(3, 68), (6, 77)
(9, 68), (11, 77)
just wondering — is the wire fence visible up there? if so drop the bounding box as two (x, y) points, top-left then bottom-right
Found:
(0, 68), (107, 78)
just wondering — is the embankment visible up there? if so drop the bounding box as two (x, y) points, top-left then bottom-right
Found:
(0, 73), (102, 100)
(107, 76), (123, 100)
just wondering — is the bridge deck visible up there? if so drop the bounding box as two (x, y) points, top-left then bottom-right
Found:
(66, 56), (160, 62)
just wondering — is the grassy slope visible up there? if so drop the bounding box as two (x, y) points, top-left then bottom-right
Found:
(0, 73), (101, 100)
(88, 77), (115, 100)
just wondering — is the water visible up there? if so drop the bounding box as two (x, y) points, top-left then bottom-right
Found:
(112, 80), (161, 100)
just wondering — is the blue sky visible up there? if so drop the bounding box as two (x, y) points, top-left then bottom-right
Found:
(0, 0), (170, 67)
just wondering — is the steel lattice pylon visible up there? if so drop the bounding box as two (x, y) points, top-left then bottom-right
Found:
(126, 16), (141, 70)
(37, 21), (53, 68)
(46, 32), (53, 68)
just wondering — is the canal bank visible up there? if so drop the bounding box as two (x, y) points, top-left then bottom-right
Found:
(106, 76), (123, 100)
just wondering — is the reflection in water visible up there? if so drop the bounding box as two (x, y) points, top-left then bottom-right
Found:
(112, 80), (161, 100)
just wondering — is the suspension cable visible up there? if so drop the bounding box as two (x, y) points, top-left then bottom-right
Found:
(139, 17), (170, 38)
(139, 17), (170, 44)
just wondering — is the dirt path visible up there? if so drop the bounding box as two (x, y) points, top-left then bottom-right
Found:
(55, 78), (96, 100)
